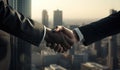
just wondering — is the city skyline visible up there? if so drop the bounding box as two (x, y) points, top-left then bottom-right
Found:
(32, 0), (120, 21)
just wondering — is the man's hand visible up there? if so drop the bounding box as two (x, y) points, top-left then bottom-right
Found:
(54, 26), (79, 48)
(45, 27), (73, 53)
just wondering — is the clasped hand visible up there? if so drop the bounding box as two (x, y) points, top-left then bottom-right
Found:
(45, 26), (78, 53)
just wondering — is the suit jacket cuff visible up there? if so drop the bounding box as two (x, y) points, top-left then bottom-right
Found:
(74, 28), (84, 43)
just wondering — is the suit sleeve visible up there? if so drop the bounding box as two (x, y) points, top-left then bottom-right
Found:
(79, 11), (120, 46)
(0, 1), (45, 46)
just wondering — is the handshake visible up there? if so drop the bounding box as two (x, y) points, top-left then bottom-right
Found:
(45, 26), (79, 53)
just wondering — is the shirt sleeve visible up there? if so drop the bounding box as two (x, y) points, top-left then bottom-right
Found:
(74, 28), (84, 43)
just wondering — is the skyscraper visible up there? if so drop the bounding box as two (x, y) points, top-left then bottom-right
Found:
(110, 9), (119, 69)
(9, 0), (31, 17)
(42, 10), (49, 27)
(53, 9), (63, 27)
(17, 0), (31, 17)
(117, 34), (120, 69)
(95, 41), (102, 58)
(117, 34), (120, 47)
(9, 0), (31, 70)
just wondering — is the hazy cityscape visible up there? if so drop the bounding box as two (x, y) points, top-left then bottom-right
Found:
(31, 9), (120, 70)
(7, 0), (120, 70)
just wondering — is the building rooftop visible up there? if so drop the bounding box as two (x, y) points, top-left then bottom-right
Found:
(45, 64), (67, 70)
(50, 64), (67, 70)
(81, 62), (109, 70)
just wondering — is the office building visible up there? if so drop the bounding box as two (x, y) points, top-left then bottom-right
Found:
(94, 41), (102, 58)
(53, 9), (63, 27)
(17, 0), (31, 17)
(50, 64), (67, 70)
(9, 0), (31, 70)
(101, 38), (109, 58)
(58, 54), (73, 69)
(111, 35), (118, 69)
(117, 33), (120, 47)
(110, 9), (119, 69)
(9, 0), (31, 17)
(72, 54), (88, 70)
(45, 64), (67, 70)
(81, 62), (109, 70)
(117, 33), (120, 69)
(42, 10), (49, 27)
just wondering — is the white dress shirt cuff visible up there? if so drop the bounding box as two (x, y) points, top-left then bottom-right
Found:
(74, 28), (84, 43)
(39, 26), (46, 46)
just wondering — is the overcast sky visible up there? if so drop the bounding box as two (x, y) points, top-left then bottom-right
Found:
(32, 0), (120, 20)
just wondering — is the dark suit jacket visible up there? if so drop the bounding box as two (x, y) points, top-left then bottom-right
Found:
(79, 11), (120, 46)
(0, 0), (44, 46)
(0, 0), (44, 69)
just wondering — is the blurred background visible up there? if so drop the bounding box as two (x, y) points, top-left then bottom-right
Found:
(8, 0), (120, 70)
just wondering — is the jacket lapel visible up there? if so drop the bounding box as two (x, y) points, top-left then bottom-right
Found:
(1, 0), (8, 5)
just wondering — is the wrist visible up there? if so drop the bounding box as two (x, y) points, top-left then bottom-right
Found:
(73, 30), (79, 43)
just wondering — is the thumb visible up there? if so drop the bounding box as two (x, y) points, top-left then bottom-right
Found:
(54, 26), (74, 39)
(54, 26), (64, 32)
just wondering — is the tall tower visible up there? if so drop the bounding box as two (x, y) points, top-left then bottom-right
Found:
(42, 10), (49, 27)
(110, 9), (119, 70)
(17, 0), (31, 17)
(9, 0), (31, 18)
(53, 9), (63, 27)
(107, 37), (112, 70)
(95, 41), (102, 57)
(9, 0), (31, 70)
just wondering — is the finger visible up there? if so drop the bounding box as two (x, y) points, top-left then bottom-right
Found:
(49, 43), (57, 49)
(62, 42), (71, 49)
(47, 31), (72, 50)
(53, 44), (59, 52)
(54, 26), (64, 32)
(61, 44), (68, 52)
(56, 26), (74, 39)
(54, 44), (63, 53)
(54, 32), (71, 50)
(57, 44), (64, 53)
(61, 47), (64, 53)
(49, 43), (54, 49)
(57, 47), (61, 52)
(63, 27), (74, 39)
(61, 34), (72, 49)
(53, 43), (58, 49)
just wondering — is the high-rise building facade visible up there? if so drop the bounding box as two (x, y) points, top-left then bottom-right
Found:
(9, 0), (31, 70)
(42, 10), (49, 27)
(81, 62), (109, 70)
(117, 33), (120, 46)
(53, 9), (63, 27)
(110, 9), (119, 69)
(9, 0), (31, 17)
(17, 0), (31, 17)
(95, 41), (102, 58)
